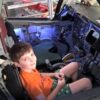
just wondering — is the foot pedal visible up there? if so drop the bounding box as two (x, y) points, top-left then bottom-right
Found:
(62, 53), (75, 63)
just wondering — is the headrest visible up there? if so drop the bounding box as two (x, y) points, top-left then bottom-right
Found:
(1, 62), (30, 100)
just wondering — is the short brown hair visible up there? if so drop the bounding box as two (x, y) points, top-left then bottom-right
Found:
(9, 42), (33, 62)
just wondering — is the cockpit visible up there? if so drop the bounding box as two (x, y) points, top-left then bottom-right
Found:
(0, 0), (100, 100)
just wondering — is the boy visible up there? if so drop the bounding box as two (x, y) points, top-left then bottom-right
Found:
(9, 42), (92, 100)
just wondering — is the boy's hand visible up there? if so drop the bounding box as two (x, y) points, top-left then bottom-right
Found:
(57, 77), (65, 88)
(54, 72), (64, 80)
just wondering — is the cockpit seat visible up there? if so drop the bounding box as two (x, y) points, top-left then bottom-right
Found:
(1, 63), (30, 100)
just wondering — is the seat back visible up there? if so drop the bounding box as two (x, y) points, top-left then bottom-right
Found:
(1, 64), (30, 100)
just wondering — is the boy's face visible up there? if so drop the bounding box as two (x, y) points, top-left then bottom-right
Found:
(17, 49), (37, 72)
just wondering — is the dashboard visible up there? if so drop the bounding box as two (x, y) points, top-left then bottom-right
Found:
(56, 4), (100, 56)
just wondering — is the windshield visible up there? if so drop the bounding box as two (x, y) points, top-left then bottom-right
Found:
(1, 0), (100, 19)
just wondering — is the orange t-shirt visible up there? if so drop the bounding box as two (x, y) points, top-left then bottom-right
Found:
(20, 69), (53, 99)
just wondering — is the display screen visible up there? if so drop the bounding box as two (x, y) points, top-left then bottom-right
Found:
(86, 29), (100, 45)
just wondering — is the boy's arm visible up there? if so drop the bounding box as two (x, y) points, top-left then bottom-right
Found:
(35, 85), (63, 100)
(34, 77), (65, 100)
(47, 78), (65, 100)
(34, 86), (61, 100)
(41, 72), (55, 77)
(47, 84), (62, 100)
(41, 72), (64, 80)
(31, 86), (62, 100)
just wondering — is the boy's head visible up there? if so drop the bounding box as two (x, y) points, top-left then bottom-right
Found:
(9, 42), (37, 72)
